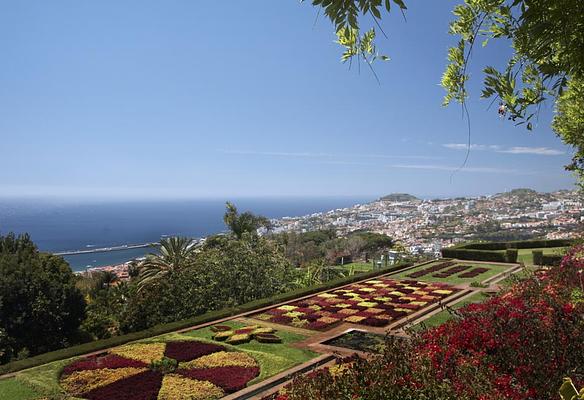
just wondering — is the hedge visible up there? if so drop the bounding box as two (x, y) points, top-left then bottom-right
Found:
(455, 239), (574, 251)
(440, 248), (508, 263)
(541, 254), (563, 267)
(532, 250), (544, 266)
(0, 261), (414, 376)
(505, 249), (518, 263)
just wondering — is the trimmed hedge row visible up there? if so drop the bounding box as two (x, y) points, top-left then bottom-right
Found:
(0, 261), (414, 376)
(541, 254), (563, 267)
(456, 239), (574, 251)
(440, 248), (509, 263)
(441, 239), (574, 263)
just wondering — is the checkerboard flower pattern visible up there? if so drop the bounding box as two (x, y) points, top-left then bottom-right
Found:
(253, 278), (459, 330)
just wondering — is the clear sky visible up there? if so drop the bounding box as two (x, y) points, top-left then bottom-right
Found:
(0, 1), (577, 200)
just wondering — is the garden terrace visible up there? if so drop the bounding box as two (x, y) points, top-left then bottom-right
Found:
(389, 259), (514, 285)
(251, 277), (460, 331)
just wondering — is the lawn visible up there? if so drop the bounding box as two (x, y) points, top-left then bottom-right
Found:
(332, 262), (374, 272)
(0, 378), (42, 400)
(515, 246), (568, 264)
(389, 260), (511, 285)
(181, 320), (319, 384)
(411, 291), (490, 331)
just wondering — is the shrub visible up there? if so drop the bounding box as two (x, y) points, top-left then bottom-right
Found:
(505, 248), (518, 263)
(532, 250), (544, 265)
(149, 357), (177, 374)
(542, 254), (563, 266)
(255, 334), (282, 343)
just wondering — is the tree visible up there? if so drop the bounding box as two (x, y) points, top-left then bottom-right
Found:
(223, 202), (271, 239)
(307, 0), (584, 181)
(0, 233), (86, 363)
(136, 237), (198, 291)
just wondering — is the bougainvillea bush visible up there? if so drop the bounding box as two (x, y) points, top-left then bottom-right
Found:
(276, 246), (584, 400)
(253, 278), (458, 330)
(59, 340), (260, 400)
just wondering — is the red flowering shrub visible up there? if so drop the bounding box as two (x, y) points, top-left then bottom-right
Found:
(164, 341), (225, 362)
(280, 246), (584, 400)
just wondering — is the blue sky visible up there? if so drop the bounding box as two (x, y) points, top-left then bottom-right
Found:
(0, 1), (576, 200)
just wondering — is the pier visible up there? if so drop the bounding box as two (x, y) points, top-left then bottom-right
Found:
(54, 242), (157, 256)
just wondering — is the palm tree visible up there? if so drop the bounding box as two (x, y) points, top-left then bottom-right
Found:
(99, 270), (119, 290)
(136, 237), (198, 291)
(223, 202), (271, 239)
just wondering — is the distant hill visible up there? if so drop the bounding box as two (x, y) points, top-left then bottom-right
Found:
(495, 188), (537, 198)
(379, 193), (419, 202)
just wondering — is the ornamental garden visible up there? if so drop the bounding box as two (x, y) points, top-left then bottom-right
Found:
(5, 253), (578, 400)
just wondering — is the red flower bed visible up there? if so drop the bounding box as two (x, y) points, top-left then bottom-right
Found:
(431, 264), (471, 278)
(62, 354), (147, 375)
(178, 366), (260, 393)
(458, 267), (490, 278)
(407, 261), (457, 278)
(82, 370), (163, 400)
(164, 341), (226, 362)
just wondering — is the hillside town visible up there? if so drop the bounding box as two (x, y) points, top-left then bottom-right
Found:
(270, 189), (583, 257)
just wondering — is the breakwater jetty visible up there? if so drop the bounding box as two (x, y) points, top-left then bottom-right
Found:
(54, 242), (157, 256)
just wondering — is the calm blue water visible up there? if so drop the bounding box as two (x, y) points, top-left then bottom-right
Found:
(0, 197), (370, 271)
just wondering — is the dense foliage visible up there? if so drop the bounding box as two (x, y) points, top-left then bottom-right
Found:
(276, 246), (584, 399)
(0, 233), (86, 363)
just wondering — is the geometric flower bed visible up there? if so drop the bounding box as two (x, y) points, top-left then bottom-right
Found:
(211, 324), (282, 344)
(431, 264), (472, 278)
(406, 261), (457, 278)
(253, 278), (459, 331)
(458, 267), (490, 278)
(59, 340), (260, 400)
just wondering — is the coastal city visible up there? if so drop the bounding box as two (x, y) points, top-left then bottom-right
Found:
(270, 189), (583, 257)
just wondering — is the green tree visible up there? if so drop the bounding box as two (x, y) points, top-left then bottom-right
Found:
(307, 0), (584, 181)
(136, 236), (198, 291)
(0, 233), (86, 363)
(223, 202), (271, 239)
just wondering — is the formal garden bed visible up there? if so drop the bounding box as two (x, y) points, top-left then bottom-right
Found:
(58, 340), (260, 400)
(323, 330), (387, 353)
(390, 260), (511, 284)
(252, 277), (459, 330)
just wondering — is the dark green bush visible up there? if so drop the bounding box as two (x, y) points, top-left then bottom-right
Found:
(533, 250), (544, 265)
(441, 248), (507, 262)
(505, 249), (518, 263)
(541, 254), (563, 266)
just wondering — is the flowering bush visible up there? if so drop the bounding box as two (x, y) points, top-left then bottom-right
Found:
(277, 246), (584, 400)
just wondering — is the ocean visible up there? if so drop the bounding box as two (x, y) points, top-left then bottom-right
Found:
(0, 197), (371, 271)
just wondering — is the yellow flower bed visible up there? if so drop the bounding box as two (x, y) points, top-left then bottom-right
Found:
(433, 289), (453, 295)
(181, 351), (258, 369)
(283, 311), (304, 318)
(158, 374), (224, 400)
(61, 367), (146, 395)
(252, 327), (274, 335)
(335, 303), (352, 308)
(317, 293), (337, 298)
(291, 318), (309, 328)
(343, 315), (366, 323)
(358, 288), (376, 292)
(410, 301), (428, 306)
(338, 308), (359, 315)
(357, 301), (378, 308)
(308, 304), (322, 311)
(389, 291), (405, 297)
(277, 305), (297, 311)
(111, 342), (166, 364)
(365, 280), (383, 284)
(254, 313), (273, 321)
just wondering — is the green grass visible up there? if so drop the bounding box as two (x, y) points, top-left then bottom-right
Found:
(333, 262), (374, 272)
(389, 260), (511, 285)
(0, 378), (42, 400)
(514, 247), (568, 265)
(411, 291), (490, 331)
(181, 321), (319, 384)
